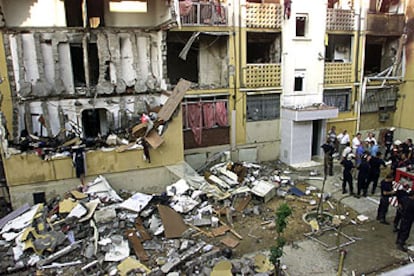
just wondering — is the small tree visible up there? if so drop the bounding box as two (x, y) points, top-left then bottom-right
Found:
(269, 203), (292, 276)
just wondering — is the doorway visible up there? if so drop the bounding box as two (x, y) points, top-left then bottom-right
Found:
(312, 120), (322, 156)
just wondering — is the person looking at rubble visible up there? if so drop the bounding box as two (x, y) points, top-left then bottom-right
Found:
(341, 153), (354, 195)
(321, 138), (334, 176)
(337, 129), (350, 159)
(365, 131), (377, 145)
(393, 181), (410, 233)
(368, 151), (386, 195)
(328, 125), (338, 153)
(384, 127), (395, 160)
(356, 154), (371, 198)
(341, 142), (352, 161)
(376, 174), (395, 225)
(72, 144), (86, 190)
(352, 132), (362, 154)
(396, 190), (414, 252)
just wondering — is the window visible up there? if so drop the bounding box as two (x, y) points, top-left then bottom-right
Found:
(323, 89), (351, 112)
(296, 14), (308, 37)
(247, 32), (281, 63)
(182, 95), (229, 148)
(294, 69), (305, 92)
(70, 44), (86, 87)
(109, 1), (147, 13)
(246, 93), (280, 122)
(182, 96), (229, 130)
(82, 108), (110, 138)
(361, 88), (398, 113)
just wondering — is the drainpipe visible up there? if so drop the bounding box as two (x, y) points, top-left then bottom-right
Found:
(230, 0), (242, 153)
(356, 0), (365, 133)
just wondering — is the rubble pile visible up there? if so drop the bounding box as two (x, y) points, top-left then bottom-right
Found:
(0, 160), (344, 275)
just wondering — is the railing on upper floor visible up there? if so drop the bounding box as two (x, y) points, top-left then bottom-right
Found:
(243, 64), (281, 88)
(326, 9), (355, 32)
(245, 3), (283, 29)
(324, 62), (353, 84)
(180, 1), (227, 26)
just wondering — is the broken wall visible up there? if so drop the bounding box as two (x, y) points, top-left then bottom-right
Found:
(198, 35), (229, 88)
(3, 109), (184, 188)
(4, 29), (165, 138)
(1, 0), (66, 27)
(103, 0), (172, 27)
(1, 0), (174, 28)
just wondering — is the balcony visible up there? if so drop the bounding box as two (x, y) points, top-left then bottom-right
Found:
(366, 13), (405, 36)
(326, 9), (355, 32)
(245, 3), (283, 29)
(244, 64), (281, 88)
(324, 62), (352, 84)
(180, 1), (227, 26)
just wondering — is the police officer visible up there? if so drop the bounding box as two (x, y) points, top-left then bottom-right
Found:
(321, 138), (335, 176)
(376, 174), (395, 224)
(396, 190), (414, 252)
(341, 154), (355, 195)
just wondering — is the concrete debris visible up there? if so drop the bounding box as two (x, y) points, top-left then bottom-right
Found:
(0, 158), (365, 275)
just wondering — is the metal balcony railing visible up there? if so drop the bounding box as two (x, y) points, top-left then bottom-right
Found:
(245, 3), (283, 29)
(180, 1), (227, 26)
(324, 62), (353, 84)
(244, 64), (281, 88)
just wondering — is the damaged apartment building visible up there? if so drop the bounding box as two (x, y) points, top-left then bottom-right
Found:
(0, 0), (409, 209)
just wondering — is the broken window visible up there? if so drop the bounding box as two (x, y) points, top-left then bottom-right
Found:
(182, 95), (229, 149)
(294, 69), (305, 92)
(87, 0), (105, 27)
(70, 44), (86, 87)
(167, 32), (228, 87)
(246, 93), (280, 122)
(323, 89), (351, 112)
(247, 32), (281, 63)
(325, 35), (352, 62)
(295, 14), (308, 37)
(88, 43), (99, 86)
(167, 32), (199, 84)
(369, 0), (401, 13)
(364, 36), (399, 75)
(81, 108), (110, 138)
(361, 87), (398, 113)
(64, 0), (83, 27)
(64, 0), (105, 27)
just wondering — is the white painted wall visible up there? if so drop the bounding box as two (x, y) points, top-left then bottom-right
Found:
(2, 0), (66, 27)
(281, 0), (327, 108)
(104, 0), (171, 27)
(279, 117), (312, 165)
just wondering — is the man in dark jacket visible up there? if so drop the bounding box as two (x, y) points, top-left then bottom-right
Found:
(368, 152), (387, 194)
(396, 190), (414, 252)
(321, 138), (335, 176)
(376, 174), (395, 224)
(357, 154), (371, 197)
(341, 154), (355, 195)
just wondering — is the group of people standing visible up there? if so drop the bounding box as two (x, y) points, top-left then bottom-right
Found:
(322, 126), (387, 198)
(322, 126), (414, 252)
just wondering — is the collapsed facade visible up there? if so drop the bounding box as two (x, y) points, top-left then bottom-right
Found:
(0, 0), (409, 208)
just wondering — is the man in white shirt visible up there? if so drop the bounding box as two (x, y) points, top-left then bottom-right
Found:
(352, 132), (362, 153)
(364, 132), (377, 145)
(337, 130), (350, 159)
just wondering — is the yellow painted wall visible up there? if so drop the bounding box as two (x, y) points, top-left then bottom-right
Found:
(360, 112), (395, 131)
(0, 31), (13, 139)
(395, 62), (414, 129)
(4, 110), (184, 186)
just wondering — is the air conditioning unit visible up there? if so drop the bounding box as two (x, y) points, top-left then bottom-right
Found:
(379, 112), (389, 122)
